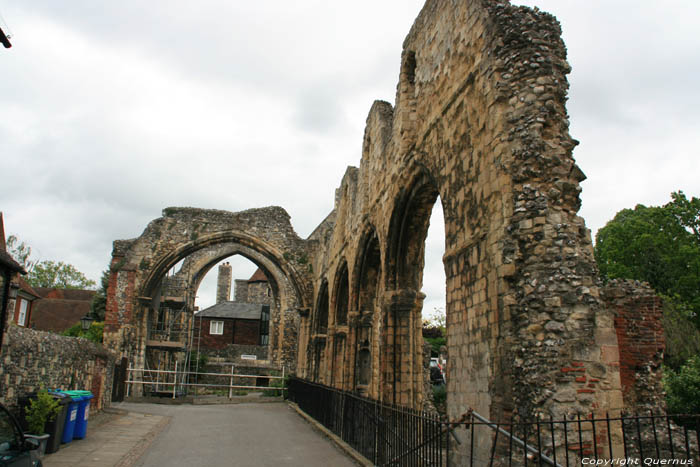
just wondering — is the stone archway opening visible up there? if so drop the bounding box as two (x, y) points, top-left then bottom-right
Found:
(190, 254), (278, 366)
(352, 229), (382, 397)
(383, 171), (445, 408)
(311, 280), (329, 383)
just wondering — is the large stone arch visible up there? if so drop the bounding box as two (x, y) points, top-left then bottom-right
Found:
(104, 206), (311, 379)
(153, 239), (303, 365)
(299, 1), (623, 463)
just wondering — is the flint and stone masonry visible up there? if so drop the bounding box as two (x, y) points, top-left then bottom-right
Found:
(104, 0), (664, 462)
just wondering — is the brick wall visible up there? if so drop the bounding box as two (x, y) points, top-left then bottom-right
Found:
(602, 279), (666, 410)
(0, 326), (116, 413)
(197, 317), (261, 349)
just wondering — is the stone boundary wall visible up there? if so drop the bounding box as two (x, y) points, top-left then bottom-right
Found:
(602, 279), (666, 410)
(201, 343), (268, 362)
(0, 325), (116, 413)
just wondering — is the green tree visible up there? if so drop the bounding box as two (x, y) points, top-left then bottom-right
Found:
(594, 191), (700, 328)
(27, 260), (96, 289)
(6, 234), (35, 272)
(90, 270), (110, 321)
(663, 356), (700, 416)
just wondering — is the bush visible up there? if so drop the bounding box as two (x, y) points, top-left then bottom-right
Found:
(62, 321), (103, 344)
(664, 356), (700, 415)
(424, 337), (446, 357)
(432, 384), (446, 415)
(262, 373), (288, 397)
(25, 389), (61, 434)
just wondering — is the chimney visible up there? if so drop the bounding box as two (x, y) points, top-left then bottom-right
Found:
(216, 262), (232, 303)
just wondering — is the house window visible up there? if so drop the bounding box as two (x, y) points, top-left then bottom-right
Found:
(259, 306), (270, 345)
(210, 320), (224, 335)
(17, 299), (28, 327)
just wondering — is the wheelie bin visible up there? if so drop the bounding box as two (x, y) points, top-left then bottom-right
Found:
(59, 392), (83, 444)
(45, 391), (70, 453)
(68, 390), (93, 439)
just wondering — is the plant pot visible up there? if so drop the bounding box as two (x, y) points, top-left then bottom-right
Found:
(24, 433), (50, 458)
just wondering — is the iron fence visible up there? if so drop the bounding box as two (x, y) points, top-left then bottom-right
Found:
(287, 377), (700, 466)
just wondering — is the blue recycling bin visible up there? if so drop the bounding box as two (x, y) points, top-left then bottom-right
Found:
(71, 391), (93, 439)
(59, 393), (83, 444)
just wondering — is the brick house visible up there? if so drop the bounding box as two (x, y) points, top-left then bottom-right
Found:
(195, 302), (270, 349)
(11, 278), (40, 327)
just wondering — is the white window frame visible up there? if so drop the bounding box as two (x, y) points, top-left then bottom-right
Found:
(210, 320), (224, 335)
(17, 299), (28, 327)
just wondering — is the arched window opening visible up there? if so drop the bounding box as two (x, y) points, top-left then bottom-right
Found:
(335, 263), (349, 326)
(315, 281), (329, 334)
(357, 233), (381, 313)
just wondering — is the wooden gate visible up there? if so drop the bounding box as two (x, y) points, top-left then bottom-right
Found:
(111, 357), (128, 402)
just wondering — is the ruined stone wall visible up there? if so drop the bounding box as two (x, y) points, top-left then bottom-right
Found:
(104, 206), (311, 382)
(296, 1), (625, 462)
(0, 326), (115, 412)
(603, 279), (666, 411)
(201, 344), (268, 362)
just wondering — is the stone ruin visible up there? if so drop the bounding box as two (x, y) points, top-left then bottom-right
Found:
(104, 0), (668, 462)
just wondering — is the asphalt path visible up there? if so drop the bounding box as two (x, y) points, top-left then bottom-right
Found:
(118, 401), (358, 467)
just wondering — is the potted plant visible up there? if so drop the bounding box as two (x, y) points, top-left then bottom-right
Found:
(23, 389), (61, 457)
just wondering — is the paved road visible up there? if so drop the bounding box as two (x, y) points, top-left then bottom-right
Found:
(118, 401), (358, 467)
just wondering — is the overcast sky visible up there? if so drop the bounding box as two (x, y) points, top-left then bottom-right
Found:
(1, 1), (698, 314)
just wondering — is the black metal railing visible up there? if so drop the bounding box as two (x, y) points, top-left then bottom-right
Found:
(287, 377), (700, 466)
(288, 377), (445, 465)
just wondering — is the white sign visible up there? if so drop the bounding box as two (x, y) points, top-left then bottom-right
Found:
(240, 355), (257, 360)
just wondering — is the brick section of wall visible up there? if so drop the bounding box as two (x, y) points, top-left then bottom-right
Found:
(602, 279), (666, 410)
(233, 320), (260, 345)
(0, 326), (116, 413)
(198, 317), (234, 350)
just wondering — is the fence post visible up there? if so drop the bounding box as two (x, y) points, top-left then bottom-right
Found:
(173, 360), (177, 399)
(126, 367), (131, 398)
(229, 364), (234, 398)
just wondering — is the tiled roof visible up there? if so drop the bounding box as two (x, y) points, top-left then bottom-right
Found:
(34, 287), (96, 301)
(17, 277), (41, 299)
(248, 268), (268, 283)
(30, 298), (91, 333)
(196, 301), (264, 320)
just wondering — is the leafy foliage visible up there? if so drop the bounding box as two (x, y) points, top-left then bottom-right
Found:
(594, 191), (700, 328)
(432, 383), (446, 415)
(27, 260), (96, 289)
(663, 356), (700, 415)
(662, 301), (700, 371)
(424, 336), (446, 357)
(90, 270), (110, 321)
(422, 306), (447, 357)
(62, 321), (103, 344)
(262, 373), (288, 397)
(6, 234), (35, 272)
(24, 389), (61, 434)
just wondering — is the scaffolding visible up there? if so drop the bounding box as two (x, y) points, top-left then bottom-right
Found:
(141, 272), (198, 397)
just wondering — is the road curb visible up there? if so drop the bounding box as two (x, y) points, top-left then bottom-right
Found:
(116, 414), (172, 467)
(288, 402), (373, 467)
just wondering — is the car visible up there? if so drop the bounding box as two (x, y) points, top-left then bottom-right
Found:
(429, 358), (446, 385)
(0, 403), (41, 467)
